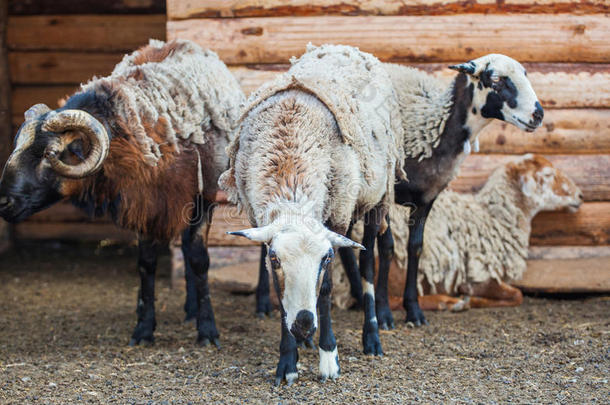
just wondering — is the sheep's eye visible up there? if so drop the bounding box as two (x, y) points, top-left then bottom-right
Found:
(321, 249), (334, 268)
(491, 74), (501, 83)
(269, 250), (281, 270)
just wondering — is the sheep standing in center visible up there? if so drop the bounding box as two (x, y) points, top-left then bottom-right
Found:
(220, 44), (405, 385)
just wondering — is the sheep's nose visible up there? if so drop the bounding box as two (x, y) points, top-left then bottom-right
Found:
(0, 195), (12, 209)
(532, 101), (544, 123)
(295, 310), (314, 330)
(291, 310), (315, 340)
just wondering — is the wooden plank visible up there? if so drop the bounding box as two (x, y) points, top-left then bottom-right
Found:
(530, 202), (610, 246)
(168, 0), (610, 19)
(8, 15), (166, 52)
(230, 63), (610, 108)
(11, 85), (76, 124)
(477, 109), (610, 155)
(167, 14), (610, 64)
(13, 202), (610, 247)
(9, 0), (166, 15)
(451, 154), (610, 202)
(515, 257), (610, 293)
(0, 0), (10, 167)
(9, 51), (124, 85)
(13, 222), (135, 242)
(528, 246), (610, 260)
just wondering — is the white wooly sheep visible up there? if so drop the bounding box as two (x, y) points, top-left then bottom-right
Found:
(335, 154), (583, 310)
(220, 44), (405, 384)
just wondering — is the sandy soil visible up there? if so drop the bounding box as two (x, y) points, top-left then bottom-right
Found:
(0, 243), (608, 404)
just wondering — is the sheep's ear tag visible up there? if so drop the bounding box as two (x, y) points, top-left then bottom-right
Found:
(448, 61), (476, 75)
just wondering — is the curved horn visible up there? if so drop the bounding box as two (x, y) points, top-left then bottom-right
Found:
(42, 109), (110, 179)
(24, 103), (51, 121)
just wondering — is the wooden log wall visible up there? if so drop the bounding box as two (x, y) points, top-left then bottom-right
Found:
(6, 1), (610, 291)
(165, 0), (609, 291)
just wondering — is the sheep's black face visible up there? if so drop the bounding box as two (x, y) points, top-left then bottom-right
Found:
(0, 121), (65, 223)
(450, 54), (543, 133)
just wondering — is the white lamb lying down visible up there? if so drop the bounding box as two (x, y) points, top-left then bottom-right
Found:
(333, 154), (583, 311)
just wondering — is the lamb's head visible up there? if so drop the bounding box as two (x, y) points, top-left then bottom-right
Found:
(229, 221), (363, 341)
(508, 154), (583, 216)
(450, 54), (543, 133)
(0, 104), (110, 223)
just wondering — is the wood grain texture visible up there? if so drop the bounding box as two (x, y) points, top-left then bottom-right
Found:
(230, 63), (610, 108)
(476, 109), (610, 155)
(9, 52), (124, 85)
(167, 0), (610, 19)
(15, 202), (610, 246)
(167, 14), (610, 64)
(451, 154), (610, 201)
(8, 0), (166, 15)
(8, 15), (166, 52)
(528, 246), (610, 260)
(515, 256), (610, 292)
(0, 1), (11, 167)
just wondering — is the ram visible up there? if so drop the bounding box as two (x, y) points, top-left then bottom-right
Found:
(0, 39), (245, 347)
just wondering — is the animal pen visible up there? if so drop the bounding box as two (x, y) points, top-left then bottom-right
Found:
(0, 0), (608, 403)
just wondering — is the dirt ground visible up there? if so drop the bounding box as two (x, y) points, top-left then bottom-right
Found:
(0, 243), (608, 404)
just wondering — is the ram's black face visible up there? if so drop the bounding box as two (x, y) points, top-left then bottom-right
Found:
(0, 120), (64, 223)
(451, 54), (544, 133)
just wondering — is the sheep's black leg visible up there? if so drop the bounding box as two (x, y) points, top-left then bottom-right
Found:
(129, 238), (158, 346)
(183, 249), (198, 322)
(360, 209), (383, 356)
(338, 224), (363, 310)
(274, 308), (299, 386)
(403, 200), (434, 327)
(375, 217), (395, 330)
(255, 244), (272, 318)
(183, 197), (220, 347)
(318, 266), (339, 381)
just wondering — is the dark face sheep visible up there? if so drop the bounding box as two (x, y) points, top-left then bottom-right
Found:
(0, 106), (109, 222)
(449, 54), (543, 134)
(0, 39), (245, 348)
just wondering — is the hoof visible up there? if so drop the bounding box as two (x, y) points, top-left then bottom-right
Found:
(319, 347), (340, 381)
(128, 337), (154, 347)
(198, 336), (221, 348)
(404, 301), (428, 327)
(376, 303), (395, 330)
(362, 327), (383, 356)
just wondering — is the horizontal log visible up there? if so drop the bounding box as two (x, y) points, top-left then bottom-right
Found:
(451, 154), (610, 201)
(530, 202), (610, 246)
(515, 256), (610, 293)
(477, 109), (610, 154)
(9, 0), (166, 15)
(167, 14), (610, 64)
(8, 15), (166, 52)
(14, 201), (610, 247)
(9, 52), (124, 85)
(167, 0), (610, 19)
(13, 222), (135, 242)
(230, 63), (610, 108)
(528, 245), (610, 260)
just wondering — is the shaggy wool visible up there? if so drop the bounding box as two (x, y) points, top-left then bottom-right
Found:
(80, 39), (244, 165)
(383, 64), (454, 162)
(221, 43), (405, 229)
(332, 156), (581, 307)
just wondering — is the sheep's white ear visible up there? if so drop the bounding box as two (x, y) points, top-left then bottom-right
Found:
(326, 230), (365, 250)
(227, 225), (275, 243)
(448, 61), (476, 75)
